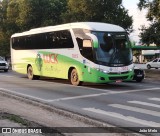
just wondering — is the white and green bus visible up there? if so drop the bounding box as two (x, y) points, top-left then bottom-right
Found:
(11, 22), (134, 85)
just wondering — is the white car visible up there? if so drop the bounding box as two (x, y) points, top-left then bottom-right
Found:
(146, 58), (160, 69)
(0, 56), (9, 72)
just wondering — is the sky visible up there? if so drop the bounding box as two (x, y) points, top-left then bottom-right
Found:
(122, 0), (150, 43)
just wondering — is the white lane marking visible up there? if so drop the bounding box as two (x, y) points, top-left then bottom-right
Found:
(109, 104), (160, 117)
(149, 98), (160, 102)
(1, 75), (160, 102)
(76, 85), (112, 93)
(2, 73), (160, 92)
(0, 87), (109, 102)
(83, 107), (160, 127)
(110, 88), (160, 94)
(0, 75), (15, 78)
(49, 88), (160, 102)
(48, 93), (109, 102)
(121, 82), (154, 88)
(0, 88), (52, 102)
(128, 101), (160, 108)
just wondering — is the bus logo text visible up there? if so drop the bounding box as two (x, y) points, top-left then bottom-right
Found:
(43, 54), (58, 64)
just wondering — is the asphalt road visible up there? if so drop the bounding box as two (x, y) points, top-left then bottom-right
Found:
(0, 70), (160, 133)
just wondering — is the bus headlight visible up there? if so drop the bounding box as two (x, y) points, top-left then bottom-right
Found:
(96, 68), (109, 73)
(102, 70), (108, 73)
(129, 68), (134, 72)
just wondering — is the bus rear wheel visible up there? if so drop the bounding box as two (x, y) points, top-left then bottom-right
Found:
(70, 69), (82, 86)
(27, 66), (40, 80)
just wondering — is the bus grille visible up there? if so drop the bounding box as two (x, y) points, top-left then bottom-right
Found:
(109, 76), (128, 80)
(0, 63), (6, 66)
(108, 71), (129, 75)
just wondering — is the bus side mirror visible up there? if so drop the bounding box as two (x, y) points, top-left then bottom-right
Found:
(93, 41), (98, 49)
(85, 33), (99, 49)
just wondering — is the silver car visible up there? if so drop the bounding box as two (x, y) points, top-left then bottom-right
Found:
(0, 56), (9, 72)
(146, 58), (160, 69)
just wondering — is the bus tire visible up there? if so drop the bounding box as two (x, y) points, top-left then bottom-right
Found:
(4, 69), (8, 72)
(69, 68), (82, 86)
(27, 66), (40, 80)
(135, 78), (143, 82)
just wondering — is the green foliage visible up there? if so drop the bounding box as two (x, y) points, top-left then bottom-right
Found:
(0, 31), (10, 56)
(139, 22), (160, 45)
(7, 0), (67, 30)
(138, 0), (160, 46)
(0, 0), (133, 56)
(63, 0), (133, 32)
(0, 0), (67, 56)
(0, 0), (11, 56)
(138, 0), (160, 21)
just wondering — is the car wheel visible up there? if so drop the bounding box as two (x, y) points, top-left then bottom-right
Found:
(135, 78), (143, 82)
(4, 69), (8, 72)
(147, 64), (151, 69)
(70, 68), (82, 86)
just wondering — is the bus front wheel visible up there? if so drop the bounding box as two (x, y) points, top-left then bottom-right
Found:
(70, 68), (82, 86)
(27, 66), (40, 80)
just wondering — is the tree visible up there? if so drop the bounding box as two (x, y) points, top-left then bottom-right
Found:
(6, 0), (20, 35)
(0, 0), (11, 56)
(0, 0), (133, 56)
(0, 31), (8, 56)
(0, 0), (67, 56)
(138, 0), (160, 46)
(7, 0), (67, 31)
(63, 0), (133, 32)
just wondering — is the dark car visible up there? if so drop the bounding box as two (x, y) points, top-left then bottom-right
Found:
(133, 67), (145, 82)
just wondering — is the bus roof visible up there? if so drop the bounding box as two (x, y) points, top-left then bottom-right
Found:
(11, 22), (125, 37)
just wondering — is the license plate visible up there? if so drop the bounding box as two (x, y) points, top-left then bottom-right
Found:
(116, 80), (122, 83)
(137, 75), (142, 77)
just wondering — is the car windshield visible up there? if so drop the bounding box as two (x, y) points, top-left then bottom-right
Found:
(92, 31), (133, 66)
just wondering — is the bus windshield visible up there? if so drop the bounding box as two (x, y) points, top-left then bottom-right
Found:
(92, 32), (133, 67)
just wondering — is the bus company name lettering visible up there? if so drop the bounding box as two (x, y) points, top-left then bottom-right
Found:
(43, 53), (58, 64)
